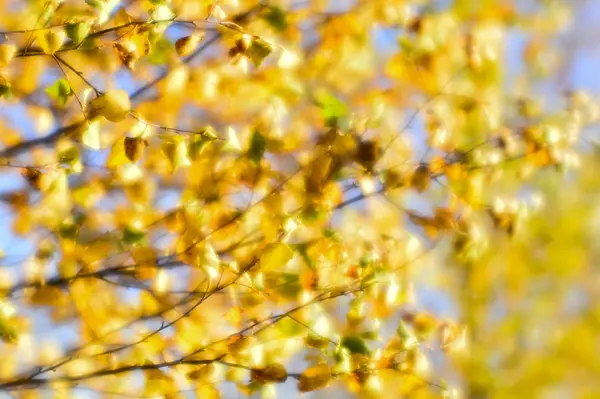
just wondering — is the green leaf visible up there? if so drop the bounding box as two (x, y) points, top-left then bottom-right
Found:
(274, 316), (304, 337)
(85, 0), (104, 8)
(66, 22), (91, 45)
(45, 78), (72, 105)
(305, 333), (330, 349)
(263, 6), (288, 32)
(267, 272), (301, 299)
(360, 331), (379, 340)
(397, 320), (418, 349)
(0, 77), (10, 99)
(246, 38), (273, 68)
(123, 225), (145, 245)
(188, 133), (212, 160)
(58, 221), (78, 240)
(293, 243), (316, 271)
(340, 335), (371, 355)
(58, 146), (79, 164)
(248, 129), (267, 164)
(314, 91), (348, 128)
(147, 36), (174, 65)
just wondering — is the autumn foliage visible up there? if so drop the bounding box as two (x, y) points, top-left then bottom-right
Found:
(1, 0), (600, 398)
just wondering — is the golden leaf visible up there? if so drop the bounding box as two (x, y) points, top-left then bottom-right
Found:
(0, 44), (17, 68)
(410, 164), (430, 193)
(176, 33), (205, 57)
(89, 90), (131, 122)
(161, 135), (192, 172)
(106, 137), (130, 167)
(187, 363), (216, 382)
(36, 28), (66, 54)
(298, 364), (331, 392)
(251, 363), (288, 383)
(260, 243), (294, 271)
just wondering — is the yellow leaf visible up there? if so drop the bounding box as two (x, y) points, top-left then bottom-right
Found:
(225, 306), (243, 329)
(0, 317), (18, 344)
(260, 243), (293, 271)
(176, 33), (205, 57)
(224, 127), (241, 152)
(278, 48), (299, 69)
(187, 363), (216, 382)
(29, 286), (67, 307)
(80, 120), (102, 149)
(298, 364), (331, 392)
(195, 384), (220, 399)
(210, 4), (227, 20)
(251, 363), (288, 383)
(132, 246), (157, 279)
(36, 28), (66, 54)
(0, 44), (17, 68)
(106, 137), (130, 167)
(412, 312), (438, 339)
(89, 90), (131, 122)
(161, 135), (191, 172)
(153, 269), (169, 294)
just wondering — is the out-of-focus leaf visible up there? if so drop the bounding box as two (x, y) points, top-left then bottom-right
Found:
(0, 44), (17, 68)
(246, 38), (273, 68)
(341, 335), (371, 355)
(90, 90), (131, 122)
(248, 129), (267, 164)
(251, 363), (288, 383)
(65, 22), (91, 45)
(314, 91), (348, 127)
(260, 242), (293, 271)
(262, 6), (288, 32)
(45, 78), (72, 105)
(36, 28), (66, 54)
(298, 364), (331, 392)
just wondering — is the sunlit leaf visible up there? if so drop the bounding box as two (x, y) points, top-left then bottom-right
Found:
(260, 242), (293, 271)
(65, 22), (91, 45)
(0, 44), (17, 68)
(161, 135), (191, 172)
(314, 91), (348, 127)
(90, 90), (131, 122)
(45, 78), (72, 105)
(175, 33), (205, 57)
(36, 28), (66, 54)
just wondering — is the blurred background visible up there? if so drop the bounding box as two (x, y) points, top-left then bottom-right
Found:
(1, 0), (600, 398)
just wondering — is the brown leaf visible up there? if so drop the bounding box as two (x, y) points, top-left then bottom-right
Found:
(410, 164), (430, 192)
(113, 43), (137, 71)
(124, 136), (144, 162)
(21, 168), (42, 189)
